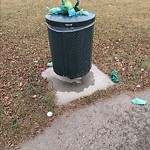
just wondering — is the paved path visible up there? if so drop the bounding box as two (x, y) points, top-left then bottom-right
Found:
(20, 90), (150, 150)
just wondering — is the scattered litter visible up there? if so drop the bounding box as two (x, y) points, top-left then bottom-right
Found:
(68, 8), (76, 17)
(76, 9), (89, 16)
(47, 62), (53, 67)
(33, 95), (37, 98)
(5, 96), (9, 100)
(114, 57), (119, 62)
(19, 82), (23, 87)
(47, 7), (61, 15)
(34, 60), (38, 63)
(136, 85), (141, 88)
(141, 68), (144, 71)
(132, 98), (147, 105)
(47, 0), (89, 17)
(130, 66), (133, 68)
(110, 70), (119, 83)
(47, 112), (53, 117)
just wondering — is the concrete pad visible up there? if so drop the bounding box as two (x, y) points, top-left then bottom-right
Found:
(42, 64), (114, 104)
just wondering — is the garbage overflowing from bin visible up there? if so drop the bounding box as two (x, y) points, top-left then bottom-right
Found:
(47, 0), (89, 17)
(45, 0), (95, 79)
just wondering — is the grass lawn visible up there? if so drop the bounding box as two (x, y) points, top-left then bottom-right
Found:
(1, 0), (150, 149)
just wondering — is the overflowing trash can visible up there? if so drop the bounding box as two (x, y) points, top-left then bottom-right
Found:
(45, 13), (95, 79)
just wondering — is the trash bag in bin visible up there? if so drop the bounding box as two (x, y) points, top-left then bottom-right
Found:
(45, 13), (95, 79)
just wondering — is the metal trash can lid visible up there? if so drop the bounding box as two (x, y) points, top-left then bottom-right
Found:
(45, 12), (95, 28)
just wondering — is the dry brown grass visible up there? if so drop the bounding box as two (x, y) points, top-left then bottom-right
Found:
(1, 0), (150, 149)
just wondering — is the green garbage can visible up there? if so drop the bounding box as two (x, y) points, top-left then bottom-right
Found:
(45, 13), (95, 79)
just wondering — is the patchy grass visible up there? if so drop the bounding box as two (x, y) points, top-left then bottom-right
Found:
(1, 0), (150, 149)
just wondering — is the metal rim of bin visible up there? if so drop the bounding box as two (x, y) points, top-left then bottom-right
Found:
(46, 22), (95, 33)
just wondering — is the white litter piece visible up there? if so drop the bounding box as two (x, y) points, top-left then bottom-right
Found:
(34, 60), (38, 63)
(47, 112), (53, 117)
(33, 95), (37, 98)
(136, 85), (141, 88)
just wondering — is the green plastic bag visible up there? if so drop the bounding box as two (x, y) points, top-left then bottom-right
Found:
(60, 0), (80, 15)
(76, 9), (89, 16)
(47, 62), (53, 67)
(65, 0), (73, 10)
(47, 7), (61, 15)
(110, 70), (119, 83)
(132, 98), (147, 105)
(47, 0), (90, 16)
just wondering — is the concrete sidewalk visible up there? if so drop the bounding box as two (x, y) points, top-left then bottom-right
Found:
(20, 90), (150, 150)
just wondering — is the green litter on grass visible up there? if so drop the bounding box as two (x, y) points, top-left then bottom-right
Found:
(47, 62), (53, 67)
(110, 70), (119, 83)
